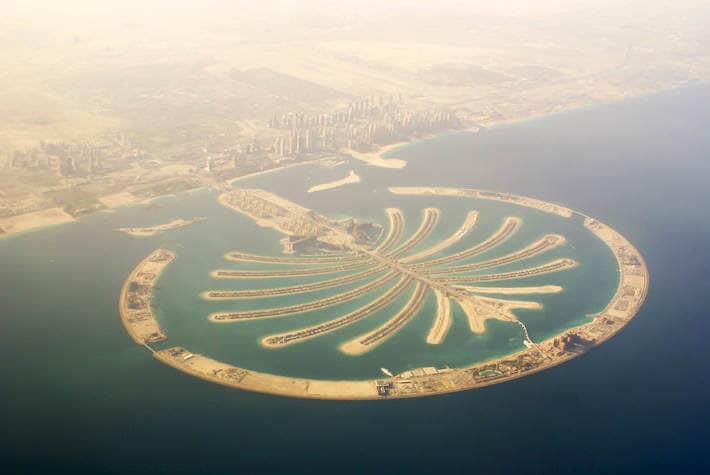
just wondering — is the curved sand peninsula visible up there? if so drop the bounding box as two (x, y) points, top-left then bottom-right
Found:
(117, 217), (206, 237)
(411, 217), (520, 268)
(224, 251), (363, 265)
(210, 270), (400, 321)
(204, 265), (387, 300)
(426, 289), (453, 345)
(401, 211), (478, 263)
(375, 208), (405, 252)
(454, 285), (563, 295)
(119, 249), (174, 346)
(211, 259), (374, 279)
(261, 276), (414, 348)
(119, 188), (648, 400)
(340, 281), (429, 355)
(386, 208), (440, 258)
(439, 258), (577, 283)
(308, 170), (361, 193)
(425, 234), (565, 275)
(343, 144), (407, 169)
(389, 186), (573, 217)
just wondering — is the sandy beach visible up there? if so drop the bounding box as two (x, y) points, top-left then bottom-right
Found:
(227, 159), (324, 185)
(0, 207), (76, 238)
(308, 170), (361, 193)
(343, 143), (408, 169)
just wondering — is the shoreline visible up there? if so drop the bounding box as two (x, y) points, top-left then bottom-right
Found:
(227, 158), (326, 185)
(0, 207), (77, 239)
(0, 90), (675, 240)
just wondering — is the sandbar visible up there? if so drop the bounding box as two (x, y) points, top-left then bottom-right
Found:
(308, 170), (361, 193)
(117, 217), (206, 237)
(343, 143), (408, 169)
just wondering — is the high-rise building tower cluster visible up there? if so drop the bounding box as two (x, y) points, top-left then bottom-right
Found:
(266, 96), (461, 156)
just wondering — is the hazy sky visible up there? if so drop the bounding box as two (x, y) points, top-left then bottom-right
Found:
(3, 0), (701, 24)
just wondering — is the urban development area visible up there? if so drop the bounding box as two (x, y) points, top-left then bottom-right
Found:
(2, 3), (708, 235)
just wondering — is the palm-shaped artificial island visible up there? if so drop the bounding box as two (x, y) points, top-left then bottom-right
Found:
(119, 187), (647, 399)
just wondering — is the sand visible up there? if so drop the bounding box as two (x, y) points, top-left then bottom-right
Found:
(116, 217), (206, 237)
(0, 207), (76, 238)
(454, 285), (563, 295)
(308, 170), (361, 193)
(426, 289), (453, 344)
(99, 192), (147, 209)
(227, 159), (324, 185)
(389, 186), (574, 218)
(343, 143), (408, 169)
(402, 211), (478, 263)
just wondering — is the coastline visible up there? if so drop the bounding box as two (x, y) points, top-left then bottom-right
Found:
(227, 158), (325, 185)
(1, 87), (688, 241)
(0, 207), (76, 239)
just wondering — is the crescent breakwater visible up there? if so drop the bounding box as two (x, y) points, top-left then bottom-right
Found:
(388, 186), (574, 218)
(119, 249), (174, 346)
(118, 186), (648, 400)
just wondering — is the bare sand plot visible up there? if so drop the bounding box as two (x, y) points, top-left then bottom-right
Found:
(0, 208), (75, 237)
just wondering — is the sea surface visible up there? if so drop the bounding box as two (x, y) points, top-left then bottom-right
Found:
(2, 84), (709, 473)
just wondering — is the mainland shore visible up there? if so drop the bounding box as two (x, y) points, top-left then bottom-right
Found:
(0, 207), (76, 238)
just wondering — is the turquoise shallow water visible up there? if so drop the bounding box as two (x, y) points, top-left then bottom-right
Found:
(139, 168), (617, 380)
(2, 85), (710, 473)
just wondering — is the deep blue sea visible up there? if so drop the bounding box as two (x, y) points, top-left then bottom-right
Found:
(2, 84), (709, 474)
